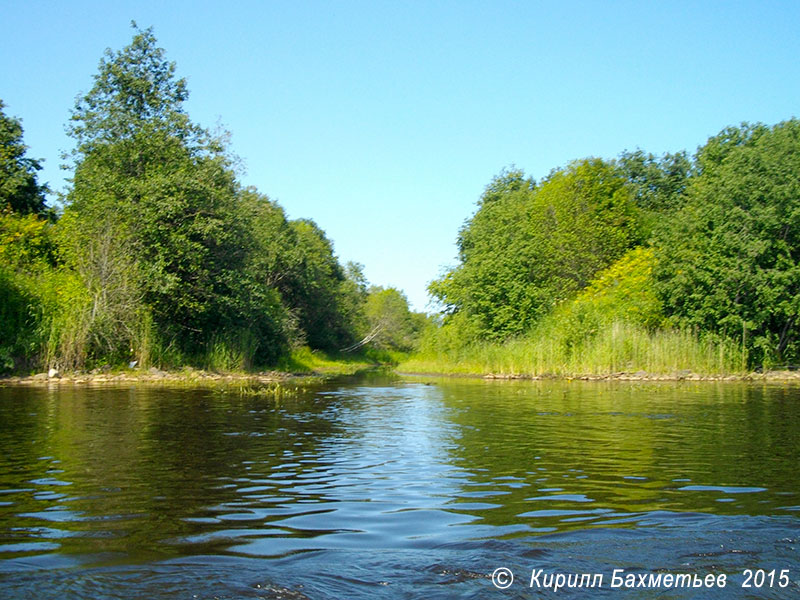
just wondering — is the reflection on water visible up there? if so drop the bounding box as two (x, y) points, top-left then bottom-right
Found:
(0, 378), (799, 598)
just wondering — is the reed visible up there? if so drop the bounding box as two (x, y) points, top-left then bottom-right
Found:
(400, 320), (746, 377)
(204, 330), (259, 372)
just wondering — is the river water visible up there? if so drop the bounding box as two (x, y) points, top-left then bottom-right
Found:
(0, 376), (798, 598)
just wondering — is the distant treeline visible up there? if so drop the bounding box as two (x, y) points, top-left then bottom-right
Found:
(0, 26), (425, 374)
(412, 115), (800, 374)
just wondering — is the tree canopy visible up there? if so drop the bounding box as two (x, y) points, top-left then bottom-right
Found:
(42, 24), (398, 369)
(653, 119), (800, 365)
(3, 24), (798, 374)
(0, 100), (48, 214)
(363, 286), (427, 352)
(431, 159), (643, 340)
(67, 23), (204, 158)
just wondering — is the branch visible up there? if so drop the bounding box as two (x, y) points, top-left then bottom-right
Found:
(340, 324), (383, 353)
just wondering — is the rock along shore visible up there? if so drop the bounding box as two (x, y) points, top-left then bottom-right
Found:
(5, 367), (800, 387)
(400, 369), (800, 383)
(0, 366), (303, 387)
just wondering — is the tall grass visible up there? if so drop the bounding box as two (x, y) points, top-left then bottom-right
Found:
(275, 346), (378, 374)
(400, 320), (746, 377)
(204, 330), (259, 372)
(402, 248), (747, 378)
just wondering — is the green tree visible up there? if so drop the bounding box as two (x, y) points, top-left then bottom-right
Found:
(429, 168), (535, 339)
(653, 119), (800, 366)
(66, 23), (203, 156)
(238, 191), (372, 353)
(0, 100), (48, 214)
(61, 24), (250, 364)
(239, 188), (299, 291)
(281, 219), (360, 351)
(234, 188), (302, 358)
(363, 286), (425, 352)
(617, 149), (691, 213)
(431, 160), (642, 340)
(0, 211), (53, 371)
(338, 261), (370, 341)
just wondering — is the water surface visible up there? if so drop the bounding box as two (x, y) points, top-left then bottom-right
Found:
(1, 377), (798, 598)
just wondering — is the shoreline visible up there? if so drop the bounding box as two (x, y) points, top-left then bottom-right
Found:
(5, 366), (800, 387)
(0, 366), (365, 387)
(397, 369), (800, 383)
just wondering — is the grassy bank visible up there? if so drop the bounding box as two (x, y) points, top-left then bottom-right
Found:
(399, 321), (748, 378)
(275, 346), (405, 375)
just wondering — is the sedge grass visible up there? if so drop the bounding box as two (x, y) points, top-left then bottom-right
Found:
(400, 320), (746, 378)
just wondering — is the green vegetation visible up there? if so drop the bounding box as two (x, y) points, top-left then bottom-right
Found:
(3, 25), (798, 380)
(362, 286), (427, 352)
(429, 160), (642, 341)
(653, 121), (800, 367)
(0, 25), (425, 375)
(0, 100), (49, 215)
(405, 248), (745, 376)
(411, 119), (800, 377)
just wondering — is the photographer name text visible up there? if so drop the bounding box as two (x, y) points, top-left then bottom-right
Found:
(491, 567), (792, 592)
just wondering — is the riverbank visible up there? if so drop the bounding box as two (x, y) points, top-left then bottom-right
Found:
(398, 368), (800, 382)
(0, 367), (297, 387)
(6, 364), (800, 387)
(0, 349), (381, 388)
(6, 365), (800, 387)
(399, 322), (759, 381)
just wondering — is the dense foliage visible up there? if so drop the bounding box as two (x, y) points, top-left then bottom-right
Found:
(653, 120), (800, 366)
(3, 25), (798, 375)
(424, 119), (800, 372)
(0, 101), (49, 215)
(430, 159), (643, 341)
(0, 26), (424, 374)
(363, 286), (428, 352)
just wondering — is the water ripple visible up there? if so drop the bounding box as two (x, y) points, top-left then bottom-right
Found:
(0, 380), (799, 598)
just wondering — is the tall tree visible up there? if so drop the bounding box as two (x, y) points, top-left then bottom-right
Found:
(431, 160), (642, 340)
(653, 120), (800, 366)
(0, 100), (48, 214)
(62, 24), (249, 360)
(66, 23), (203, 157)
(282, 219), (360, 351)
(364, 286), (425, 352)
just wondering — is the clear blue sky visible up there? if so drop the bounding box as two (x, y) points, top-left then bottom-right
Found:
(3, 0), (799, 310)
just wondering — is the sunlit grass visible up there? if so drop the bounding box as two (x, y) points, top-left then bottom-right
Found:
(275, 346), (380, 374)
(400, 321), (746, 377)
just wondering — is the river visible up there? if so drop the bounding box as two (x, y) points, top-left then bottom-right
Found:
(1, 376), (798, 598)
